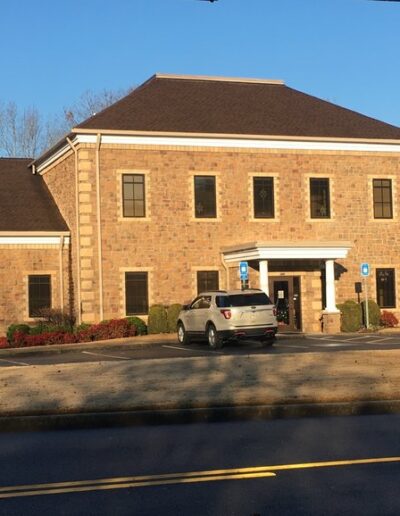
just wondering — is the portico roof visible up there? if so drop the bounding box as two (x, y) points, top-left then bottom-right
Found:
(222, 241), (352, 261)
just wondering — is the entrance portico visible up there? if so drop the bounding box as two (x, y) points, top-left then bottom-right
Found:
(222, 241), (352, 333)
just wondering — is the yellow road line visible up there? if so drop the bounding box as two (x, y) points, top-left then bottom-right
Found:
(0, 456), (399, 499)
(0, 472), (276, 499)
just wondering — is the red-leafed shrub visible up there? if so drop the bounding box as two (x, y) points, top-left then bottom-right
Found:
(380, 310), (399, 328)
(77, 319), (137, 342)
(7, 317), (138, 348)
(0, 337), (8, 349)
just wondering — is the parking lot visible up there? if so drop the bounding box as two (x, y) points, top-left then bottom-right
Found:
(1, 332), (400, 368)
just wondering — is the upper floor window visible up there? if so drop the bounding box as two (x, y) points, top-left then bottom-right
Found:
(373, 179), (393, 219)
(253, 177), (274, 218)
(310, 178), (330, 219)
(197, 271), (219, 294)
(125, 272), (148, 315)
(123, 174), (145, 217)
(28, 275), (51, 317)
(194, 176), (216, 218)
(376, 268), (396, 308)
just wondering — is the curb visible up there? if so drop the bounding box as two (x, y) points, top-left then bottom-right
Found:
(2, 400), (400, 432)
(0, 334), (177, 358)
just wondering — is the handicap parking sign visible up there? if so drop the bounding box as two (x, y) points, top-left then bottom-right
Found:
(360, 263), (370, 277)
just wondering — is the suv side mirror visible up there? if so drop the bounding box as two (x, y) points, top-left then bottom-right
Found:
(182, 304), (190, 311)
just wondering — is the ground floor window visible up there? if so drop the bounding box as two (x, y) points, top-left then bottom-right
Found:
(28, 275), (51, 317)
(376, 268), (396, 308)
(125, 272), (148, 315)
(197, 271), (219, 294)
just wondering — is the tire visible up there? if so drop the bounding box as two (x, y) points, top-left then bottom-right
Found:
(177, 322), (190, 345)
(260, 336), (275, 347)
(207, 323), (223, 350)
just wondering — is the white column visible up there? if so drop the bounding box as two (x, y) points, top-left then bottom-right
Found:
(325, 259), (339, 312)
(259, 260), (269, 296)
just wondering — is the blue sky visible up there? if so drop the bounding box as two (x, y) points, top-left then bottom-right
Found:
(1, 0), (399, 127)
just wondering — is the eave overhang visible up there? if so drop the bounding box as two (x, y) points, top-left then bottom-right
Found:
(222, 241), (352, 262)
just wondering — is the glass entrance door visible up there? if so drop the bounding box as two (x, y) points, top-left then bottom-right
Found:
(269, 277), (301, 331)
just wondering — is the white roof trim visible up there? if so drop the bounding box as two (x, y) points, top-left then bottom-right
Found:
(223, 242), (352, 262)
(0, 236), (70, 245)
(37, 133), (400, 173)
(77, 134), (400, 153)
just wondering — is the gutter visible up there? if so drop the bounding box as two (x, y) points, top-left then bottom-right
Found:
(66, 137), (82, 325)
(96, 133), (104, 321)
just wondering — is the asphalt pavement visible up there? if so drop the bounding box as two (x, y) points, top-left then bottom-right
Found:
(1, 415), (400, 515)
(2, 331), (400, 431)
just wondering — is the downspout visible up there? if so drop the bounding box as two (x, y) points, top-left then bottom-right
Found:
(96, 133), (104, 321)
(66, 137), (82, 325)
(59, 235), (64, 311)
(220, 252), (229, 290)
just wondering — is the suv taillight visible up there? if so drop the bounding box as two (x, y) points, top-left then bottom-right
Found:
(220, 309), (232, 320)
(273, 306), (277, 317)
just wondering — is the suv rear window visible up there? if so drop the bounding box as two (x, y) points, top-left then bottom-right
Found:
(216, 293), (272, 307)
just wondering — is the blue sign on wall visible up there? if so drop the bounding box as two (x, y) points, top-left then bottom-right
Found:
(239, 261), (248, 280)
(360, 263), (370, 277)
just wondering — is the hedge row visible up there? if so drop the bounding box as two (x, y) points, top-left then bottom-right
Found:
(3, 318), (141, 349)
(1, 304), (183, 349)
(148, 304), (182, 334)
(338, 299), (398, 332)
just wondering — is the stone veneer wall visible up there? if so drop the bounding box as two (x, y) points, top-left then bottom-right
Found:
(0, 245), (69, 335)
(42, 143), (400, 332)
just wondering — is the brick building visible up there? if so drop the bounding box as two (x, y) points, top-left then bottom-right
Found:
(1, 73), (400, 335)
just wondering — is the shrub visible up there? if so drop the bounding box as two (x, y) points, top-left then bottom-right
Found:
(148, 305), (168, 334)
(338, 300), (362, 332)
(0, 337), (8, 349)
(6, 324), (31, 343)
(166, 304), (183, 333)
(125, 316), (147, 335)
(34, 308), (76, 331)
(76, 322), (91, 333)
(361, 299), (381, 327)
(380, 310), (399, 328)
(77, 319), (137, 342)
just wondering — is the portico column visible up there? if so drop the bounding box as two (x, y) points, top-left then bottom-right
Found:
(325, 259), (339, 312)
(259, 260), (269, 296)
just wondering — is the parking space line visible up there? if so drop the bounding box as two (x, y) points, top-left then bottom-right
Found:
(0, 358), (29, 366)
(163, 345), (222, 355)
(367, 337), (393, 344)
(81, 351), (130, 360)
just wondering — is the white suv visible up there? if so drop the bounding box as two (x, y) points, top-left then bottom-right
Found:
(177, 289), (277, 349)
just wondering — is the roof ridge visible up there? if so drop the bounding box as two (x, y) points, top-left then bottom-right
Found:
(155, 73), (284, 85)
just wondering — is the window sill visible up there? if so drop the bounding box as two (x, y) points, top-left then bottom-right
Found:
(190, 217), (222, 223)
(118, 217), (151, 222)
(250, 217), (280, 223)
(306, 217), (334, 223)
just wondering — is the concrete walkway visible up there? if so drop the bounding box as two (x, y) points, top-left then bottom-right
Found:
(1, 336), (400, 429)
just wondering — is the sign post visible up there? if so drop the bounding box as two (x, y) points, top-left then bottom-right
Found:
(239, 261), (249, 291)
(360, 263), (370, 328)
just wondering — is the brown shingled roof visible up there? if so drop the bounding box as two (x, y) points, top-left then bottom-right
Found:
(0, 158), (69, 232)
(76, 74), (400, 140)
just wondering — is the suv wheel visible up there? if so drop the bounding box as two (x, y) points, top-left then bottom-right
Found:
(207, 324), (223, 350)
(177, 322), (190, 345)
(260, 336), (275, 347)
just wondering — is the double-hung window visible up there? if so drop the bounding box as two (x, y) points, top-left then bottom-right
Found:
(197, 271), (219, 294)
(253, 177), (274, 218)
(310, 178), (330, 219)
(194, 176), (216, 218)
(373, 179), (393, 219)
(122, 174), (145, 217)
(28, 275), (51, 317)
(125, 272), (149, 315)
(376, 268), (396, 308)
